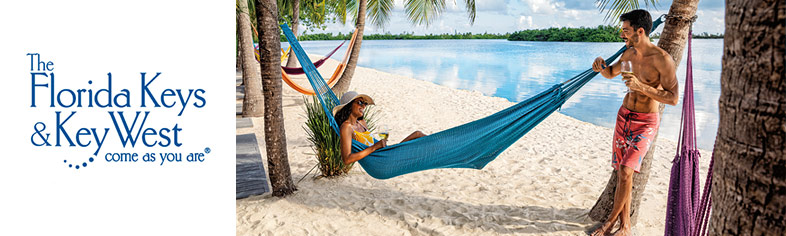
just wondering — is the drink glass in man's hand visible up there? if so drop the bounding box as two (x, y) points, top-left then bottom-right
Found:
(621, 61), (634, 93)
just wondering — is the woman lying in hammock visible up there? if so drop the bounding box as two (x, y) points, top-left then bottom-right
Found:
(333, 91), (427, 165)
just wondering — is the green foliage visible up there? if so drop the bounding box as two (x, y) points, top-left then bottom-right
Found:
(367, 0), (395, 29)
(463, 0), (476, 25)
(281, 31), (509, 41)
(401, 0), (474, 27)
(324, 0), (349, 25)
(405, 0), (446, 27)
(277, 0), (330, 32)
(693, 32), (723, 39)
(508, 25), (623, 42)
(303, 96), (379, 177)
(273, 0), (475, 33)
(341, 0), (475, 29)
(304, 96), (350, 176)
(362, 105), (379, 134)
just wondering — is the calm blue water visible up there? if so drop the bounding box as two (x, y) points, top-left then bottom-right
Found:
(284, 39), (722, 150)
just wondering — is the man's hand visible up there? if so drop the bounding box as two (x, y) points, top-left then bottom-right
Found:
(622, 74), (646, 92)
(592, 57), (607, 72)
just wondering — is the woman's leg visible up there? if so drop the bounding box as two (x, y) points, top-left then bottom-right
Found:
(401, 131), (426, 143)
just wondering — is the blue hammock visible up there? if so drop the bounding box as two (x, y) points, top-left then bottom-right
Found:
(281, 18), (664, 179)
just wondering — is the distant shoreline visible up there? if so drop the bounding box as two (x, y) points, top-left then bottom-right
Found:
(278, 31), (722, 42)
(280, 32), (509, 42)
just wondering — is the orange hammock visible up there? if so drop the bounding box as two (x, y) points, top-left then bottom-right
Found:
(249, 23), (358, 95)
(280, 29), (358, 95)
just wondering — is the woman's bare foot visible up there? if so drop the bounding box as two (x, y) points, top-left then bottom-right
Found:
(611, 225), (631, 236)
(590, 221), (615, 236)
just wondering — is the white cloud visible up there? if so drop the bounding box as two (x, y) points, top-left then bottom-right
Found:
(477, 0), (509, 11)
(517, 16), (534, 29)
(525, 0), (560, 14)
(564, 9), (580, 20)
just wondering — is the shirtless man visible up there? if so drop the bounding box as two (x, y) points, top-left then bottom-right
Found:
(589, 9), (679, 236)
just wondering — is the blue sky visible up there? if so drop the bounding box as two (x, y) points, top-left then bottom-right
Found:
(303, 0), (725, 35)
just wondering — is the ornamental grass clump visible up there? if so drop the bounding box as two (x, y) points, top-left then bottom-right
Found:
(303, 96), (378, 177)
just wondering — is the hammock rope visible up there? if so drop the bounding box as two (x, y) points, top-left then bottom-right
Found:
(664, 30), (713, 236)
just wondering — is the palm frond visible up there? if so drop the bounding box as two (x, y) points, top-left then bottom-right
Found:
(643, 0), (658, 10)
(404, 0), (446, 26)
(277, 0), (292, 24)
(336, 0), (347, 24)
(347, 0), (359, 25)
(462, 0), (476, 25)
(596, 0), (660, 24)
(367, 0), (394, 28)
(608, 0), (629, 22)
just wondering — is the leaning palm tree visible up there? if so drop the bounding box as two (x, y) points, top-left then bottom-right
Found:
(330, 0), (477, 95)
(710, 0), (785, 234)
(280, 0), (301, 68)
(238, 0), (265, 117)
(255, 0), (298, 197)
(587, 0), (700, 225)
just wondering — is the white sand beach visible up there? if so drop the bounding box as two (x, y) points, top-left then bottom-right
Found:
(236, 55), (713, 235)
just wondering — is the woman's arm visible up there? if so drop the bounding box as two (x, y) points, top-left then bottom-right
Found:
(340, 124), (386, 165)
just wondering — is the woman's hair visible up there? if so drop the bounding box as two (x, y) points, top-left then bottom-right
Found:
(334, 101), (363, 128)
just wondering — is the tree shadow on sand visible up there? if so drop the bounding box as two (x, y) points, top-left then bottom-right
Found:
(253, 180), (595, 235)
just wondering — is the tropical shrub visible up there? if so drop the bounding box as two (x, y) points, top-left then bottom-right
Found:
(303, 96), (377, 177)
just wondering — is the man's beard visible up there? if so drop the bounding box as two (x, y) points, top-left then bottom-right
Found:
(627, 34), (639, 48)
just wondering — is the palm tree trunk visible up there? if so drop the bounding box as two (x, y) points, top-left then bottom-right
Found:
(710, 0), (786, 234)
(236, 20), (242, 72)
(239, 0), (265, 117)
(236, 41), (242, 72)
(237, 47), (242, 72)
(284, 0), (300, 67)
(588, 0), (699, 225)
(255, 0), (297, 197)
(330, 0), (365, 95)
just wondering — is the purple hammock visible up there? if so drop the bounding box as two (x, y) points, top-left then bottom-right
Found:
(664, 32), (714, 236)
(256, 40), (346, 75)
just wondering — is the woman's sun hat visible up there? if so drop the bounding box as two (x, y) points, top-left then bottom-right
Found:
(332, 91), (375, 115)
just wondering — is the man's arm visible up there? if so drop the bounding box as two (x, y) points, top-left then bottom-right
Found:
(595, 50), (631, 79)
(629, 54), (679, 105)
(593, 56), (622, 79)
(602, 61), (621, 79)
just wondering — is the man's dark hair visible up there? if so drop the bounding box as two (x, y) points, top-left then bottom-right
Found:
(620, 9), (652, 35)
